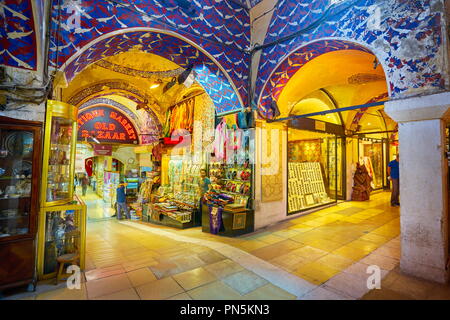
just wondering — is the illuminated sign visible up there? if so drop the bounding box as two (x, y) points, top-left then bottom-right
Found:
(77, 106), (139, 144)
(94, 144), (112, 156)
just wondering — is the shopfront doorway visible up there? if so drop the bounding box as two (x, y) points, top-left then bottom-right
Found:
(287, 128), (345, 215)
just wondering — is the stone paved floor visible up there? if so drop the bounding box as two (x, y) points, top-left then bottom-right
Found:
(2, 189), (449, 300)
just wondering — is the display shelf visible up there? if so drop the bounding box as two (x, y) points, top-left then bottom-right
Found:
(0, 215), (29, 221)
(0, 177), (32, 181)
(0, 116), (42, 291)
(288, 161), (334, 214)
(37, 195), (86, 280)
(0, 196), (31, 200)
(40, 100), (77, 207)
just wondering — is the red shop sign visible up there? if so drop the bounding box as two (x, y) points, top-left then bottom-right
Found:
(94, 144), (112, 156)
(77, 106), (139, 145)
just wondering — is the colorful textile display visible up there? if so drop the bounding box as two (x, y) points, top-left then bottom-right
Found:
(213, 118), (229, 161)
(203, 190), (234, 207)
(208, 205), (223, 235)
(152, 142), (163, 161)
(163, 98), (195, 138)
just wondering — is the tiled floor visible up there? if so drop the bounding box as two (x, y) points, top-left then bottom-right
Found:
(2, 189), (449, 300)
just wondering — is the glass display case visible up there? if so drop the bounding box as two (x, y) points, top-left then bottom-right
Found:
(0, 116), (42, 291)
(37, 100), (86, 280)
(41, 100), (78, 207)
(37, 195), (86, 279)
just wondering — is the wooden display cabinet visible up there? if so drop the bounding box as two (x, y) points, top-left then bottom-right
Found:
(0, 116), (42, 292)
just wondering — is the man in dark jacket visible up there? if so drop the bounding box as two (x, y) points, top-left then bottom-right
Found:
(388, 154), (400, 207)
(116, 181), (130, 219)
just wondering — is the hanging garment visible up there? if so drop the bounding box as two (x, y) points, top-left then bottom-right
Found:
(236, 111), (248, 129)
(152, 143), (163, 162)
(351, 163), (372, 201)
(213, 119), (228, 161)
(163, 108), (172, 138)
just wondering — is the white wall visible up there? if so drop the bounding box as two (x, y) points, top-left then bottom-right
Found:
(254, 121), (288, 230)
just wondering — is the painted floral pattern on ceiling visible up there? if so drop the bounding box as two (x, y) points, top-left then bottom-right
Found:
(0, 0), (37, 70)
(49, 0), (250, 114)
(255, 0), (446, 117)
(258, 40), (372, 118)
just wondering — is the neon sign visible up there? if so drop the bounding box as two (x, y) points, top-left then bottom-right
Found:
(77, 106), (139, 144)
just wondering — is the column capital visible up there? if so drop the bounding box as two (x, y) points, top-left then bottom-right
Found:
(385, 91), (450, 122)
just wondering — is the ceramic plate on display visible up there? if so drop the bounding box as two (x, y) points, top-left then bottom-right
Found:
(12, 160), (32, 176)
(5, 132), (33, 157)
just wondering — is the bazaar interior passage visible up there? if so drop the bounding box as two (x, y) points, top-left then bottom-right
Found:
(0, 0), (449, 299)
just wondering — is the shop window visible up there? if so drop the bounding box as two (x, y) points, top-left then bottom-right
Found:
(358, 138), (384, 190)
(287, 129), (342, 214)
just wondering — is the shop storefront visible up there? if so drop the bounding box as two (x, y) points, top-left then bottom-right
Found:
(357, 136), (389, 191)
(201, 114), (255, 236)
(287, 118), (345, 215)
(140, 91), (256, 236)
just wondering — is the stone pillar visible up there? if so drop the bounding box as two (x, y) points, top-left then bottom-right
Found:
(385, 92), (450, 284)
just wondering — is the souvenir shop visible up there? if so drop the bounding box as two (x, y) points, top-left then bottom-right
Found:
(287, 118), (345, 215)
(141, 92), (256, 236)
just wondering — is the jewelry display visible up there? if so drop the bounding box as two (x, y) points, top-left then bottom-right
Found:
(287, 161), (333, 213)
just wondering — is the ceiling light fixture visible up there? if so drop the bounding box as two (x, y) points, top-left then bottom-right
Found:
(92, 136), (100, 144)
(85, 134), (100, 144)
(163, 77), (177, 94)
(270, 100), (281, 118)
(178, 64), (195, 88)
(373, 58), (379, 69)
(150, 79), (162, 89)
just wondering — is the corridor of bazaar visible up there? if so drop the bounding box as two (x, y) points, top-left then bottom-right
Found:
(1, 0), (450, 302)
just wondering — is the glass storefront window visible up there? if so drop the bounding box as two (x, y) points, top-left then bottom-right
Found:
(0, 129), (34, 238)
(287, 129), (342, 214)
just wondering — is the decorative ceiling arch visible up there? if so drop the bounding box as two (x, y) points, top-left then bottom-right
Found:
(257, 39), (378, 119)
(256, 0), (445, 106)
(349, 92), (389, 131)
(67, 79), (159, 111)
(79, 97), (162, 145)
(58, 29), (244, 115)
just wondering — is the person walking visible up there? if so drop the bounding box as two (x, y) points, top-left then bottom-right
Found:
(198, 168), (211, 209)
(116, 181), (130, 220)
(91, 172), (97, 191)
(81, 174), (89, 196)
(388, 154), (400, 207)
